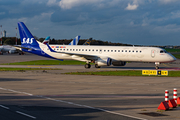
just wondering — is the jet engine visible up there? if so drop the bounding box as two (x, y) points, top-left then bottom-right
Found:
(96, 58), (112, 66)
(9, 50), (15, 54)
(112, 61), (126, 66)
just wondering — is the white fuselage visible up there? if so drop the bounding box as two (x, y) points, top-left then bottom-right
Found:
(39, 43), (176, 63)
(0, 45), (17, 53)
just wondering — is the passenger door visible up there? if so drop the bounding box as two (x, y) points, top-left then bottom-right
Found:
(151, 50), (155, 58)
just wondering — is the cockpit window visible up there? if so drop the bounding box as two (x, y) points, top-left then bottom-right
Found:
(160, 50), (167, 53)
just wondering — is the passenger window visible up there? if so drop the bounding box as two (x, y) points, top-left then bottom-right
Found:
(104, 50), (106, 52)
(122, 50), (124, 52)
(89, 49), (91, 51)
(76, 49), (78, 51)
(140, 51), (142, 53)
(79, 49), (81, 51)
(136, 51), (138, 53)
(86, 49), (87, 51)
(70, 49), (72, 51)
(132, 50), (134, 52)
(92, 49), (94, 51)
(129, 50), (131, 52)
(108, 50), (109, 52)
(118, 50), (120, 52)
(67, 49), (68, 51)
(82, 49), (84, 51)
(111, 50), (113, 52)
(125, 50), (127, 52)
(64, 49), (65, 51)
(115, 50), (116, 52)
(96, 49), (98, 52)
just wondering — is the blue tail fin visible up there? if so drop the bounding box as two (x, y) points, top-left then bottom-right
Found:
(18, 22), (39, 46)
(69, 36), (80, 45)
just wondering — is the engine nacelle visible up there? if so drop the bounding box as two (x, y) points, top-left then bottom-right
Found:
(96, 58), (112, 66)
(9, 50), (15, 54)
(112, 61), (126, 66)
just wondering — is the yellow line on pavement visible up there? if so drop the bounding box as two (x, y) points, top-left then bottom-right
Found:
(27, 66), (54, 68)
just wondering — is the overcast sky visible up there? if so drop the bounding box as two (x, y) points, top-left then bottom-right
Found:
(1, 0), (180, 45)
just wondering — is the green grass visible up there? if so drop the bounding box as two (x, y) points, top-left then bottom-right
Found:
(1, 60), (87, 65)
(165, 48), (180, 52)
(0, 67), (61, 71)
(65, 70), (180, 77)
(172, 54), (180, 59)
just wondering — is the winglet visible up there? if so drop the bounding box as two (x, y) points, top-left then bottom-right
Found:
(46, 43), (56, 52)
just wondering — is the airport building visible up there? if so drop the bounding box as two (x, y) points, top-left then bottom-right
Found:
(3, 30), (6, 37)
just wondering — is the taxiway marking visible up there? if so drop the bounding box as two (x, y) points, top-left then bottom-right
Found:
(0, 87), (147, 120)
(0, 104), (36, 119)
(0, 105), (9, 110)
(16, 111), (36, 119)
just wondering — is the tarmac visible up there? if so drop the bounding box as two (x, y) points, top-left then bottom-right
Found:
(0, 53), (180, 120)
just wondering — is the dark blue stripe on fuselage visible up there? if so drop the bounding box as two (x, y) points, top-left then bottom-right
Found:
(21, 46), (63, 61)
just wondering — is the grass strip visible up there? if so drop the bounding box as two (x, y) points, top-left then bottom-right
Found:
(0, 67), (61, 71)
(165, 48), (180, 53)
(172, 54), (180, 59)
(65, 70), (180, 77)
(1, 60), (87, 65)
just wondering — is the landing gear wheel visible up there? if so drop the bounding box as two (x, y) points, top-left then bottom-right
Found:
(85, 64), (91, 69)
(155, 66), (159, 70)
(95, 64), (101, 68)
(19, 52), (24, 55)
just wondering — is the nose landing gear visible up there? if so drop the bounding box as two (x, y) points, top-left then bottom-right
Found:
(155, 62), (160, 70)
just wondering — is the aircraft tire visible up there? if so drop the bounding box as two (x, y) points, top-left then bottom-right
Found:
(155, 66), (159, 70)
(85, 64), (91, 69)
(95, 64), (101, 68)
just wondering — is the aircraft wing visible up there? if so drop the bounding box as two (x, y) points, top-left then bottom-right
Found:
(46, 43), (99, 60)
(13, 45), (37, 51)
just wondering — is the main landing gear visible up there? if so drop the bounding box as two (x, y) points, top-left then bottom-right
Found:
(155, 62), (159, 70)
(95, 64), (101, 68)
(19, 52), (24, 55)
(85, 64), (91, 69)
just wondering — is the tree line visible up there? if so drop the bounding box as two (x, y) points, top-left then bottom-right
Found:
(1, 37), (180, 49)
(1, 37), (132, 46)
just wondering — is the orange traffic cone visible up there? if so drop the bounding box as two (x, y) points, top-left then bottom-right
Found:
(158, 101), (169, 110)
(177, 97), (180, 105)
(169, 99), (177, 108)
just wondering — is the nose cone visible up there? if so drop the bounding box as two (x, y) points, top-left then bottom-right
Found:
(169, 54), (176, 62)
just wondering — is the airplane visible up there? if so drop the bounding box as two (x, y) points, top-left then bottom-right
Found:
(42, 36), (50, 45)
(83, 38), (92, 45)
(0, 45), (19, 55)
(69, 36), (80, 45)
(16, 22), (176, 69)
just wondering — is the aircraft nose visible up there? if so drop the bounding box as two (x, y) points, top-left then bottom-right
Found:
(169, 54), (176, 62)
